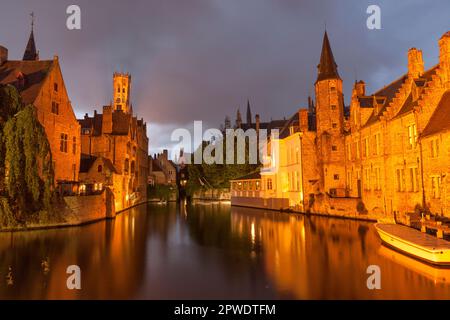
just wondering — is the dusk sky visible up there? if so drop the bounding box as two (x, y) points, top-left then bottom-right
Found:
(1, 0), (449, 156)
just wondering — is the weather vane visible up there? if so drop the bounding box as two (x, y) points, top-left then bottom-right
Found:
(30, 11), (34, 30)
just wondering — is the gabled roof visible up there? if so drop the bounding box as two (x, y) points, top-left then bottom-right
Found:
(362, 65), (439, 128)
(421, 90), (450, 138)
(0, 60), (53, 105)
(80, 154), (119, 174)
(316, 31), (340, 82)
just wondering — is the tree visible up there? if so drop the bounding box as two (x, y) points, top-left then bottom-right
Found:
(0, 84), (56, 226)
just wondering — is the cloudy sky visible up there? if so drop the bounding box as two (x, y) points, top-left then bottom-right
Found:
(1, 0), (449, 156)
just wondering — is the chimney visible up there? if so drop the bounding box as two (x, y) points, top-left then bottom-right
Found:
(354, 80), (366, 96)
(163, 149), (168, 160)
(0, 46), (7, 64)
(298, 109), (309, 132)
(407, 48), (424, 78)
(102, 105), (112, 134)
(255, 114), (260, 132)
(84, 113), (89, 119)
(439, 31), (450, 85)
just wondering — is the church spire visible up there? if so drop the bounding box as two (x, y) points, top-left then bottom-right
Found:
(236, 108), (242, 128)
(23, 12), (39, 61)
(316, 31), (339, 83)
(246, 99), (252, 125)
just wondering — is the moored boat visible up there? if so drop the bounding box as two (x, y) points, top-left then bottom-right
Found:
(375, 223), (450, 266)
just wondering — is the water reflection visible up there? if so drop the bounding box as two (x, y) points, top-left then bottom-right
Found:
(0, 202), (450, 299)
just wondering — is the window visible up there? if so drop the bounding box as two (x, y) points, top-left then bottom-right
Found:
(347, 171), (352, 190)
(409, 167), (419, 192)
(363, 137), (369, 158)
(131, 161), (135, 175)
(117, 86), (121, 93)
(431, 138), (440, 158)
(82, 128), (91, 135)
(373, 133), (381, 156)
(98, 165), (103, 173)
(431, 176), (441, 199)
(124, 159), (129, 175)
(332, 145), (337, 151)
(331, 105), (336, 110)
(356, 141), (361, 159)
(407, 124), (417, 149)
(330, 86), (336, 92)
(333, 174), (339, 180)
(60, 133), (68, 153)
(72, 137), (77, 155)
(374, 167), (381, 191)
(267, 178), (272, 190)
(364, 168), (371, 191)
(53, 83), (58, 92)
(255, 181), (260, 191)
(332, 123), (337, 129)
(396, 168), (406, 192)
(52, 102), (59, 115)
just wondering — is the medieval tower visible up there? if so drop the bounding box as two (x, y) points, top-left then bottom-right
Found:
(113, 72), (132, 113)
(315, 31), (346, 195)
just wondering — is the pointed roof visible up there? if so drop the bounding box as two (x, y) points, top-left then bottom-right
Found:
(316, 31), (340, 82)
(246, 99), (252, 125)
(23, 15), (38, 61)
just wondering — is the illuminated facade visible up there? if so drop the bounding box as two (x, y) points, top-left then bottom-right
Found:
(78, 73), (149, 211)
(232, 31), (450, 219)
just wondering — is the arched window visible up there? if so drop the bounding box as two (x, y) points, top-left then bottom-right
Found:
(98, 165), (103, 173)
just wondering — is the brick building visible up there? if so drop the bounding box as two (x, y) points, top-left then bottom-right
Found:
(232, 31), (450, 219)
(0, 25), (81, 184)
(148, 150), (177, 186)
(78, 73), (149, 211)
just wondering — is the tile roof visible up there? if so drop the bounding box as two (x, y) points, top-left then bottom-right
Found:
(421, 90), (450, 138)
(362, 65), (438, 128)
(316, 31), (340, 82)
(0, 60), (53, 105)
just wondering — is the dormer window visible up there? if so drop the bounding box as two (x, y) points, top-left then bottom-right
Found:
(15, 72), (25, 89)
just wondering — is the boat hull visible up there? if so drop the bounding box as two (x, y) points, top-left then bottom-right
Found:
(375, 223), (450, 266)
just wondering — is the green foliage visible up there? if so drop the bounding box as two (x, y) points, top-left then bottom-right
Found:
(147, 184), (177, 201)
(0, 84), (56, 227)
(185, 137), (260, 194)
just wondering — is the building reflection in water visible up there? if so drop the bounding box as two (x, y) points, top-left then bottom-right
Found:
(230, 206), (450, 299)
(1, 202), (450, 299)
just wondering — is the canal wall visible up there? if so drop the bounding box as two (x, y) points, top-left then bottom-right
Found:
(0, 188), (125, 232)
(231, 193), (387, 222)
(192, 188), (230, 201)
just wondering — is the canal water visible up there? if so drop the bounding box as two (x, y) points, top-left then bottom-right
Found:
(1, 202), (450, 299)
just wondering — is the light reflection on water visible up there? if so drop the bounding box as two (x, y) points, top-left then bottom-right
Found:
(0, 202), (450, 299)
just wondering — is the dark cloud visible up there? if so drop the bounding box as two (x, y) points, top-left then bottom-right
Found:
(1, 0), (449, 155)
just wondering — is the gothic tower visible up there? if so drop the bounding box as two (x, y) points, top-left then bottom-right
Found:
(236, 108), (242, 128)
(315, 31), (346, 193)
(246, 100), (252, 125)
(113, 72), (132, 113)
